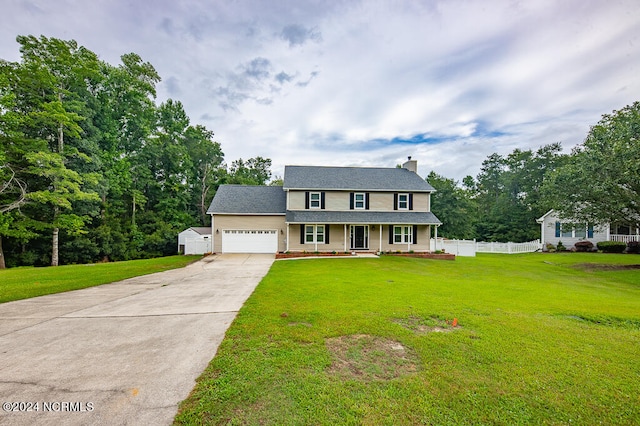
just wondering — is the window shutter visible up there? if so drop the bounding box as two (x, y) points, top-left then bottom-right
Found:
(349, 193), (354, 209)
(321, 192), (326, 209)
(409, 193), (414, 210)
(413, 225), (418, 244)
(393, 193), (398, 210)
(588, 225), (594, 238)
(305, 192), (310, 209)
(300, 224), (305, 244)
(325, 224), (330, 244)
(555, 222), (561, 238)
(389, 225), (394, 244)
(365, 193), (370, 210)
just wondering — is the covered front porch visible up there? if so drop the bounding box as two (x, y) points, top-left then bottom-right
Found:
(284, 211), (442, 253)
(609, 224), (640, 243)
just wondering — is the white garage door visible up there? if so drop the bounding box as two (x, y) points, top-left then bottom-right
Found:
(222, 230), (278, 253)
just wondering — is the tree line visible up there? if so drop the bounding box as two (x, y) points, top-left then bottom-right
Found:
(429, 101), (640, 243)
(2, 35), (638, 268)
(0, 35), (271, 268)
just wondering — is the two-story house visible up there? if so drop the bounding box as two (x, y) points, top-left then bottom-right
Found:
(206, 159), (442, 253)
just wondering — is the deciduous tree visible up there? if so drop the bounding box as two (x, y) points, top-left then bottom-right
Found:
(543, 102), (640, 226)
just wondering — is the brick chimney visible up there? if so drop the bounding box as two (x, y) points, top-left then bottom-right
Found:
(402, 156), (418, 173)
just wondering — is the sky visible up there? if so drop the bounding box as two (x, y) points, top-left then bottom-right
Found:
(1, 0), (639, 182)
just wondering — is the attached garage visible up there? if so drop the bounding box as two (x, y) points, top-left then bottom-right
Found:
(208, 186), (287, 253)
(221, 229), (279, 253)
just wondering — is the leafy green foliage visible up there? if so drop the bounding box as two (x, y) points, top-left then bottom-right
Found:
(427, 171), (476, 239)
(596, 241), (627, 253)
(227, 156), (272, 185)
(0, 35), (272, 267)
(427, 143), (566, 243)
(543, 102), (640, 226)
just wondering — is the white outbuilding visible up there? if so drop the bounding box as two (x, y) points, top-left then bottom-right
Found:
(177, 227), (212, 255)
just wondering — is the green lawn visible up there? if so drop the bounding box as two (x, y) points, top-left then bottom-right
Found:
(175, 253), (640, 425)
(0, 255), (201, 303)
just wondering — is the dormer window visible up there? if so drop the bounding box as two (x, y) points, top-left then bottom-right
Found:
(398, 193), (409, 210)
(309, 192), (321, 208)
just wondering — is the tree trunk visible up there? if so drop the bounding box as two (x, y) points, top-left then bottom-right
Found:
(132, 192), (136, 226)
(57, 92), (64, 153)
(51, 227), (59, 266)
(200, 168), (209, 224)
(0, 235), (6, 269)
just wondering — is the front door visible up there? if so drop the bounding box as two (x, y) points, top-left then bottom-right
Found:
(350, 225), (369, 250)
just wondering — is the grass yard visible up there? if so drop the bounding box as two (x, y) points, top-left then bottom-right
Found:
(0, 255), (201, 303)
(176, 253), (640, 425)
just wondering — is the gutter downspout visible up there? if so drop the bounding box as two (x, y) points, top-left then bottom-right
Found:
(211, 216), (215, 252)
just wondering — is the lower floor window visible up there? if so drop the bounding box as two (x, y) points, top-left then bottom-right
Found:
(393, 225), (413, 243)
(555, 222), (593, 238)
(305, 225), (325, 243)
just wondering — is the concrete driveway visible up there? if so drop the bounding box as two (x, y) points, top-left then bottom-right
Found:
(0, 253), (274, 426)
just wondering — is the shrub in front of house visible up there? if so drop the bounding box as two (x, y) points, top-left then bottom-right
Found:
(556, 241), (566, 252)
(574, 241), (594, 252)
(626, 241), (640, 254)
(596, 241), (627, 253)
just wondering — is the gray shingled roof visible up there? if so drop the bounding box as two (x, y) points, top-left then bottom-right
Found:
(207, 185), (286, 214)
(189, 227), (212, 235)
(283, 165), (435, 191)
(286, 210), (441, 225)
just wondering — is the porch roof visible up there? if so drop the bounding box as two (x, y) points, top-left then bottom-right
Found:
(285, 210), (442, 225)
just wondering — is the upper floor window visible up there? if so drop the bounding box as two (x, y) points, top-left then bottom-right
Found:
(350, 192), (369, 210)
(309, 192), (321, 208)
(398, 193), (409, 210)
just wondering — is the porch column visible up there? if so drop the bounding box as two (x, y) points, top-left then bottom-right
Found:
(314, 224), (318, 252)
(434, 225), (438, 251)
(344, 224), (347, 252)
(379, 225), (382, 253)
(286, 223), (290, 252)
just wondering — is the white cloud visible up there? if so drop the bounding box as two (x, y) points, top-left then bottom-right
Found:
(1, 0), (638, 181)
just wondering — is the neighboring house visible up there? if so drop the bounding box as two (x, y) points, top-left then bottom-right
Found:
(536, 210), (640, 250)
(207, 159), (442, 254)
(177, 227), (212, 254)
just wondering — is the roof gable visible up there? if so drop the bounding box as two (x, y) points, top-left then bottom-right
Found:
(283, 165), (435, 191)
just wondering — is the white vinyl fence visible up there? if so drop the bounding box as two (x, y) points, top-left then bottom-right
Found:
(431, 239), (542, 257)
(431, 238), (477, 256)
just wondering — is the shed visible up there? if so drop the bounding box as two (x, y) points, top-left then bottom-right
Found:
(177, 227), (212, 255)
